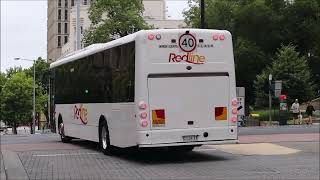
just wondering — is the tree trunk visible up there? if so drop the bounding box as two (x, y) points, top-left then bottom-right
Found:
(13, 122), (17, 134)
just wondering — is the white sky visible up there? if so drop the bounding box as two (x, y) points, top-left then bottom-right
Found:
(0, 0), (189, 72)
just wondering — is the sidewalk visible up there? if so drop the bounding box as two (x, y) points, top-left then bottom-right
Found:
(0, 152), (6, 180)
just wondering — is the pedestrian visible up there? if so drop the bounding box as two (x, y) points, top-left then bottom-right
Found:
(306, 101), (315, 125)
(291, 99), (300, 125)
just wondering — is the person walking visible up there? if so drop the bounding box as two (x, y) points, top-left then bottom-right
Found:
(291, 99), (300, 125)
(306, 102), (315, 125)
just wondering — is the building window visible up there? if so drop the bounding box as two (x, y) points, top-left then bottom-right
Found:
(58, 9), (61, 20)
(58, 36), (61, 47)
(64, 23), (68, 34)
(71, 0), (74, 6)
(64, 36), (68, 44)
(65, 10), (68, 20)
(83, 0), (87, 5)
(65, 0), (68, 7)
(58, 0), (61, 7)
(58, 23), (61, 34)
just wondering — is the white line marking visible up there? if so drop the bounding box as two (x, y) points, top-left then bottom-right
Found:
(33, 152), (100, 157)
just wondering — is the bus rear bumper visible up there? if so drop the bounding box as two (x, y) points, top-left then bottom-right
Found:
(138, 139), (238, 148)
(137, 126), (238, 148)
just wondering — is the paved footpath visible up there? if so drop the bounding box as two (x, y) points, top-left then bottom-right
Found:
(1, 125), (319, 180)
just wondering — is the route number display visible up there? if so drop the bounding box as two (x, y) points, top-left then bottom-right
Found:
(179, 33), (197, 52)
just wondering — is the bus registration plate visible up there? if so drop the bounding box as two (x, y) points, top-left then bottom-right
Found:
(182, 135), (199, 142)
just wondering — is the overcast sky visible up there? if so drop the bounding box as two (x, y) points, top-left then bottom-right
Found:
(0, 0), (188, 72)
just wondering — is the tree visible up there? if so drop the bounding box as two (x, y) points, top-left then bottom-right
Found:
(25, 57), (50, 94)
(234, 38), (267, 106)
(0, 73), (7, 122)
(254, 45), (316, 107)
(183, 0), (236, 30)
(5, 66), (23, 79)
(0, 72), (33, 134)
(83, 0), (151, 45)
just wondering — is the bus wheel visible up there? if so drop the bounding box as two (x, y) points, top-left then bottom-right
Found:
(58, 122), (71, 143)
(99, 121), (112, 155)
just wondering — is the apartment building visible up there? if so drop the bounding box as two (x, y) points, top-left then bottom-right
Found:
(48, 0), (185, 62)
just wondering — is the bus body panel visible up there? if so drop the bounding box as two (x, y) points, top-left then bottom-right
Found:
(55, 103), (137, 147)
(148, 75), (230, 130)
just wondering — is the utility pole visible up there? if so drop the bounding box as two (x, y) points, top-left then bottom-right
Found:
(76, 0), (81, 50)
(200, 0), (205, 29)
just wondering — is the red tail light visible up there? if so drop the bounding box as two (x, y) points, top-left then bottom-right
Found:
(152, 109), (165, 126)
(215, 107), (227, 120)
(232, 98), (237, 106)
(232, 108), (238, 115)
(141, 120), (148, 127)
(148, 34), (155, 40)
(140, 112), (147, 119)
(139, 101), (147, 110)
(231, 116), (237, 122)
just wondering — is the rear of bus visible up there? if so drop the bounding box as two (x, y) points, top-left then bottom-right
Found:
(135, 29), (238, 148)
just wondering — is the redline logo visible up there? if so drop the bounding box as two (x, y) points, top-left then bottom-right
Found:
(169, 52), (205, 64)
(74, 105), (88, 124)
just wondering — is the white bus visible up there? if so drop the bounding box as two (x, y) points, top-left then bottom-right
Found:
(49, 29), (238, 154)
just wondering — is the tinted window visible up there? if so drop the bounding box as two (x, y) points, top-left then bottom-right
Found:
(54, 41), (135, 104)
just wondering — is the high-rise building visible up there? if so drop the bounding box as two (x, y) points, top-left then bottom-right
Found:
(48, 0), (184, 62)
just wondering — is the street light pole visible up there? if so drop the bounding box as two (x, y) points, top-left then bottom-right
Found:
(268, 74), (272, 125)
(14, 58), (36, 134)
(200, 0), (205, 29)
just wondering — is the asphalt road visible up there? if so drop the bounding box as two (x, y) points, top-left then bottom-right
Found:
(1, 124), (319, 145)
(1, 125), (319, 180)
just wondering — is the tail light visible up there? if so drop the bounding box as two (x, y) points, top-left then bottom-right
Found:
(232, 108), (238, 115)
(219, 35), (225, 40)
(140, 112), (147, 119)
(139, 101), (147, 110)
(231, 98), (238, 123)
(148, 34), (155, 40)
(213, 35), (219, 41)
(152, 109), (165, 126)
(141, 120), (148, 127)
(138, 101), (148, 128)
(215, 107), (227, 120)
(232, 98), (237, 106)
(231, 117), (237, 123)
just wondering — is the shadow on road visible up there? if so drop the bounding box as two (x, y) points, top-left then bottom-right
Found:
(67, 139), (232, 164)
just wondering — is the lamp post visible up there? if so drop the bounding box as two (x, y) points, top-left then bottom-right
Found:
(200, 0), (205, 29)
(268, 74), (272, 125)
(14, 58), (36, 134)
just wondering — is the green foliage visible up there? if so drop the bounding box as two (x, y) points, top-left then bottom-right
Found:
(183, 0), (320, 107)
(5, 66), (23, 79)
(25, 57), (50, 94)
(0, 72), (33, 133)
(83, 0), (151, 44)
(254, 45), (316, 107)
(0, 72), (7, 121)
(234, 38), (267, 105)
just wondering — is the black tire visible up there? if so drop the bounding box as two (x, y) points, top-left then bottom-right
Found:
(99, 120), (113, 155)
(58, 118), (72, 143)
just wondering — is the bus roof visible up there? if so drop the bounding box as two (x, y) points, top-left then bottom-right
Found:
(50, 29), (230, 69)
